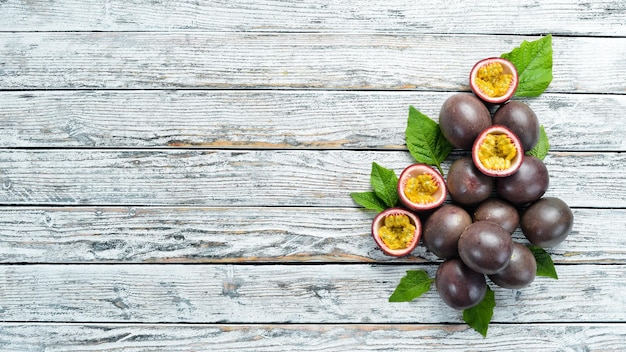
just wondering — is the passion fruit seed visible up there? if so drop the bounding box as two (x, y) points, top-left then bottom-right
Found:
(477, 132), (517, 171)
(475, 62), (513, 98)
(404, 174), (438, 204)
(378, 214), (416, 250)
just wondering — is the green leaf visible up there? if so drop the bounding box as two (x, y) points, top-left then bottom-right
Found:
(389, 270), (434, 302)
(463, 286), (496, 337)
(501, 34), (553, 97)
(370, 162), (399, 208)
(527, 244), (559, 279)
(350, 191), (387, 212)
(405, 106), (453, 175)
(526, 125), (550, 160)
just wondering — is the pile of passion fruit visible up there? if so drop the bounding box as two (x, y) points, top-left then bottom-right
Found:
(371, 57), (574, 310)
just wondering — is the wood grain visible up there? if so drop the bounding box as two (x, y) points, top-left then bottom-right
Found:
(1, 33), (624, 92)
(0, 150), (623, 208)
(0, 207), (622, 264)
(1, 91), (624, 151)
(0, 264), (623, 324)
(1, 0), (624, 36)
(0, 323), (624, 351)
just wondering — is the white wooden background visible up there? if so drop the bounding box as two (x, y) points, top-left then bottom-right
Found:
(1, 1), (625, 351)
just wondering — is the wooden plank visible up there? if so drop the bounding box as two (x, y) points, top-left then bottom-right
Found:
(0, 207), (622, 264)
(0, 264), (623, 323)
(1, 33), (624, 93)
(0, 149), (626, 208)
(0, 150), (623, 208)
(0, 323), (624, 351)
(1, 0), (624, 36)
(0, 91), (624, 151)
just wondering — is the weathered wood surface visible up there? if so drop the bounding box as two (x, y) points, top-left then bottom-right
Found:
(0, 264), (624, 323)
(0, 207), (623, 264)
(0, 91), (624, 151)
(0, 323), (624, 352)
(1, 33), (624, 93)
(0, 150), (623, 208)
(1, 0), (624, 36)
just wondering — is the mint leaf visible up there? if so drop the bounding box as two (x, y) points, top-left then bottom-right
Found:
(350, 191), (387, 212)
(527, 244), (558, 279)
(526, 125), (550, 160)
(370, 162), (399, 208)
(463, 286), (495, 337)
(501, 35), (553, 97)
(405, 106), (453, 175)
(389, 270), (434, 302)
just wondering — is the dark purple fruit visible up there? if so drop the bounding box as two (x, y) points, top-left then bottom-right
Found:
(422, 204), (472, 259)
(493, 101), (540, 151)
(496, 156), (549, 205)
(439, 93), (491, 150)
(436, 258), (487, 310)
(473, 198), (520, 235)
(447, 157), (494, 206)
(458, 221), (513, 275)
(521, 197), (574, 248)
(488, 242), (537, 289)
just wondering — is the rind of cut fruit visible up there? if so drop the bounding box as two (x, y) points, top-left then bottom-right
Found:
(398, 164), (446, 211)
(470, 57), (518, 104)
(379, 214), (416, 250)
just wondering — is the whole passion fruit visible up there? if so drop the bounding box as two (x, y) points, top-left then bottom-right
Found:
(371, 208), (421, 257)
(473, 198), (520, 235)
(447, 157), (494, 206)
(472, 125), (523, 177)
(422, 204), (472, 259)
(469, 57), (518, 105)
(397, 164), (446, 212)
(436, 257), (487, 310)
(521, 197), (574, 248)
(488, 242), (537, 289)
(493, 101), (540, 151)
(458, 221), (513, 275)
(439, 93), (491, 150)
(495, 155), (549, 205)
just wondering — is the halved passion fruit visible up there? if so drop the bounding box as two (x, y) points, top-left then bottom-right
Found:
(472, 125), (523, 177)
(469, 57), (518, 104)
(371, 208), (421, 257)
(397, 164), (446, 211)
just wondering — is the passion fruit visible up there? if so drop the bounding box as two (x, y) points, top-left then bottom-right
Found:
(422, 204), (472, 259)
(472, 125), (523, 177)
(397, 164), (446, 212)
(371, 208), (421, 257)
(439, 93), (491, 150)
(446, 157), (493, 206)
(488, 242), (537, 289)
(458, 221), (514, 275)
(436, 257), (487, 310)
(473, 198), (520, 235)
(521, 197), (574, 248)
(469, 57), (518, 105)
(495, 155), (549, 205)
(493, 101), (540, 151)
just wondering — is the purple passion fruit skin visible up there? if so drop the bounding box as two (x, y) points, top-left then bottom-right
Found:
(469, 57), (519, 105)
(458, 221), (514, 275)
(472, 125), (523, 177)
(495, 155), (549, 205)
(422, 204), (472, 259)
(436, 257), (487, 310)
(371, 208), (421, 257)
(473, 198), (520, 235)
(488, 242), (537, 289)
(439, 93), (491, 150)
(521, 197), (574, 248)
(398, 164), (446, 212)
(446, 157), (494, 206)
(492, 101), (540, 152)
